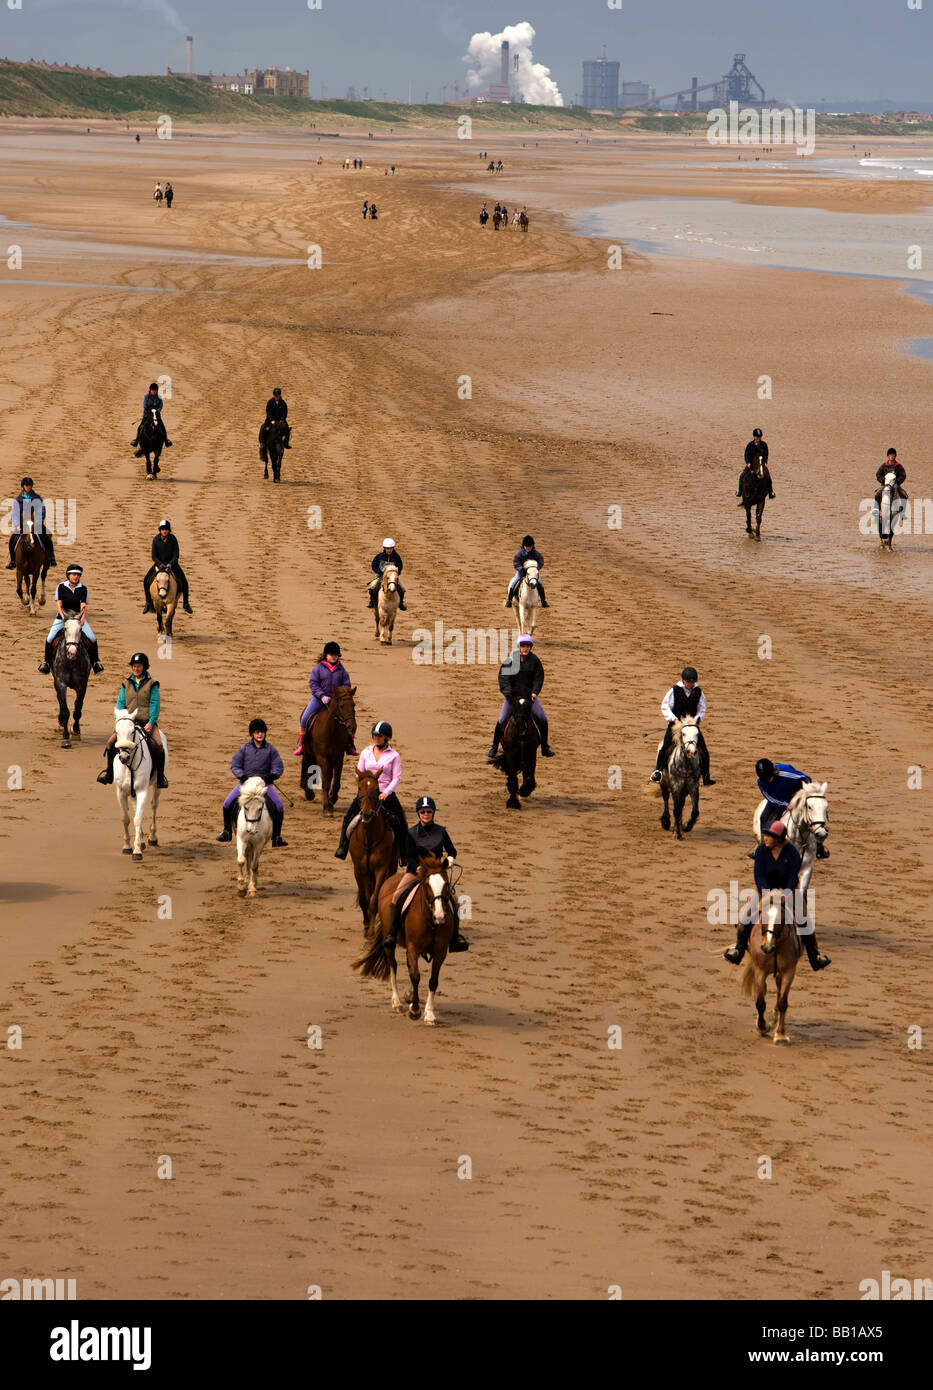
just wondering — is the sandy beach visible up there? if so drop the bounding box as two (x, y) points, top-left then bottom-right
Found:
(1, 124), (931, 1300)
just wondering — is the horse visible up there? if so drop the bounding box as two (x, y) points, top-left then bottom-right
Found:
(741, 893), (801, 1044)
(738, 459), (768, 539)
(138, 407), (163, 478)
(352, 856), (457, 1025)
(149, 562), (179, 636)
(347, 769), (398, 930)
(235, 775), (273, 897)
(515, 560), (541, 638)
(519, 210), (529, 232)
(112, 708), (166, 860)
(51, 615), (91, 748)
(376, 565), (400, 644)
(878, 469), (905, 551)
(261, 419), (288, 483)
(493, 691), (539, 809)
(300, 684), (357, 815)
(13, 520), (50, 616)
(659, 717), (701, 838)
(754, 781), (829, 914)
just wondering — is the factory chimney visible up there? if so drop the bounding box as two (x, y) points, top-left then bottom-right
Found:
(185, 35), (193, 77)
(500, 40), (509, 90)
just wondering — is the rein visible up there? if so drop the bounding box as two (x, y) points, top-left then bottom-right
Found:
(116, 721), (149, 797)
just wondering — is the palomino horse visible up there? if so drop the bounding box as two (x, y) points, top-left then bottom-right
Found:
(235, 776), (273, 896)
(494, 692), (539, 809)
(149, 563), (179, 636)
(659, 717), (701, 838)
(742, 893), (801, 1044)
(52, 615), (91, 748)
(112, 708), (166, 860)
(376, 565), (400, 644)
(515, 560), (541, 638)
(261, 419), (288, 483)
(348, 769), (398, 929)
(739, 459), (768, 540)
(300, 684), (357, 815)
(13, 520), (50, 616)
(754, 781), (829, 913)
(878, 470), (905, 551)
(353, 856), (457, 1025)
(138, 408), (163, 478)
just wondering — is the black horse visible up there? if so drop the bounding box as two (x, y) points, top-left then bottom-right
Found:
(260, 419), (289, 483)
(738, 460), (768, 539)
(493, 692), (539, 809)
(51, 615), (92, 748)
(137, 407), (163, 479)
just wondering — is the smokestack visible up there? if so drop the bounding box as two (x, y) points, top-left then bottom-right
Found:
(186, 35), (193, 77)
(500, 40), (509, 89)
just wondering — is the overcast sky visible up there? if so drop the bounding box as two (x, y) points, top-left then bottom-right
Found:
(1, 0), (930, 105)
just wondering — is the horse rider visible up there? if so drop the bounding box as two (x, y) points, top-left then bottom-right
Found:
(366, 538), (406, 610)
(736, 428), (774, 499)
(38, 564), (104, 674)
(6, 476), (57, 569)
(754, 758), (829, 859)
(334, 720), (407, 860)
(505, 534), (549, 609)
(649, 666), (715, 786)
(874, 447), (908, 508)
(487, 634), (555, 760)
(217, 718), (288, 847)
(293, 640), (358, 756)
(382, 795), (469, 954)
(131, 382), (172, 454)
(261, 387), (291, 454)
(142, 518), (193, 615)
(724, 819), (831, 970)
(96, 652), (168, 788)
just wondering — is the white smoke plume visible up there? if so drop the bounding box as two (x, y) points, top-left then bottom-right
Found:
(463, 21), (564, 107)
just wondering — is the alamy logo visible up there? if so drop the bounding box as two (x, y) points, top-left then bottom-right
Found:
(412, 623), (520, 666)
(0, 1276), (77, 1299)
(859, 1271), (932, 1300)
(707, 101), (816, 157)
(0, 497), (78, 544)
(49, 1320), (152, 1370)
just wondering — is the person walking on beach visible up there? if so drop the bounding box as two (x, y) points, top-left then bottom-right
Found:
(164, 182), (174, 209)
(362, 201), (369, 218)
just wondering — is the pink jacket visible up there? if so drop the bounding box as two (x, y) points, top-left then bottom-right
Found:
(357, 744), (401, 796)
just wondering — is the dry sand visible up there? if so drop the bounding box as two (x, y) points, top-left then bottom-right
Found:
(0, 126), (931, 1300)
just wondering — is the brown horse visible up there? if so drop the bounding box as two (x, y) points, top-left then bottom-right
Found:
(741, 893), (801, 1044)
(300, 684), (357, 815)
(14, 524), (51, 616)
(149, 563), (179, 636)
(348, 769), (398, 929)
(352, 857), (456, 1025)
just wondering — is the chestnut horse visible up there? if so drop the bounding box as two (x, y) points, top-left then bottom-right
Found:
(300, 684), (357, 815)
(348, 769), (398, 929)
(14, 521), (51, 616)
(376, 565), (400, 644)
(741, 893), (801, 1044)
(149, 563), (179, 636)
(352, 856), (456, 1025)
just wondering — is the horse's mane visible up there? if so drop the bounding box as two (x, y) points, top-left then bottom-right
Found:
(671, 716), (698, 745)
(417, 855), (448, 878)
(238, 776), (267, 802)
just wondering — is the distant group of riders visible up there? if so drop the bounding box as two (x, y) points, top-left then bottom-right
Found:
(479, 202), (529, 231)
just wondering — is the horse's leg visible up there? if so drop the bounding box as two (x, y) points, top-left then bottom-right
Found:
(406, 940), (421, 1019)
(72, 679), (86, 738)
(148, 784), (160, 846)
(755, 968), (769, 1036)
(132, 787), (148, 860)
(772, 963), (793, 1044)
(756, 499), (763, 539)
(672, 786), (685, 839)
(57, 682), (71, 745)
(685, 780), (700, 832)
(424, 953), (444, 1026)
(301, 743), (316, 801)
(118, 786), (133, 853)
(237, 840), (247, 896)
(248, 843), (259, 897)
(166, 603), (174, 638)
(506, 757), (521, 809)
(659, 782), (671, 831)
(39, 565), (47, 606)
(744, 503), (752, 534)
(388, 950), (403, 1012)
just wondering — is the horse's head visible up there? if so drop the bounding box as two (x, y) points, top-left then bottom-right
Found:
(382, 566), (398, 593)
(357, 769), (381, 821)
(510, 692), (533, 730)
(760, 891), (785, 956)
(418, 855), (451, 926)
(522, 560), (539, 585)
(114, 708), (139, 763)
(676, 716), (700, 760)
(331, 684), (357, 735)
(24, 517), (36, 543)
(884, 470), (897, 487)
(237, 776), (268, 828)
(62, 616), (83, 662)
(802, 781), (829, 842)
(154, 562), (173, 599)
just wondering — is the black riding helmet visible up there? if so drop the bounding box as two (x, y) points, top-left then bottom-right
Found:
(158, 519), (171, 531)
(323, 641), (341, 659)
(130, 652), (150, 668)
(149, 382), (159, 392)
(21, 476), (34, 487)
(522, 534), (535, 547)
(249, 718), (268, 735)
(416, 795), (436, 812)
(371, 720), (392, 739)
(681, 666), (698, 683)
(756, 758), (776, 779)
(272, 387), (282, 396)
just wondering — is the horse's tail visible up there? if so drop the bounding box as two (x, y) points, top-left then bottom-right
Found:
(740, 956), (758, 998)
(352, 932), (391, 981)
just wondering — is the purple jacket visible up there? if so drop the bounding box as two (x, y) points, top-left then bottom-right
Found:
(309, 659), (350, 702)
(231, 740), (283, 784)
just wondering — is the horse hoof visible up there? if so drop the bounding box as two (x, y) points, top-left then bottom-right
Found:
(148, 837), (159, 847)
(122, 847), (133, 855)
(773, 1034), (791, 1046)
(424, 1016), (437, 1027)
(408, 1007), (421, 1020)
(132, 852), (143, 862)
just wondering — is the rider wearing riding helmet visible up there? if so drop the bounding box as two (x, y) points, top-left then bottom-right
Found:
(874, 447), (908, 505)
(334, 720), (407, 859)
(506, 534), (549, 609)
(6, 477), (57, 569)
(383, 795), (469, 953)
(142, 519), (193, 615)
(367, 539), (406, 610)
(487, 634), (555, 760)
(132, 383), (172, 453)
(736, 428), (774, 500)
(754, 758), (829, 859)
(97, 652), (168, 788)
(261, 387), (291, 451)
(293, 640), (358, 756)
(217, 719), (287, 847)
(38, 564), (104, 674)
(724, 819), (830, 970)
(649, 666), (715, 786)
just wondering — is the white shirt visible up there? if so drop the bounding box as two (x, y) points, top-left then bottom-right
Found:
(661, 681), (706, 723)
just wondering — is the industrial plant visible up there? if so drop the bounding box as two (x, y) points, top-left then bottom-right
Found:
(581, 52), (779, 112)
(166, 36), (309, 98)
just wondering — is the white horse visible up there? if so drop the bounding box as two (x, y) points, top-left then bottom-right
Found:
(113, 708), (166, 861)
(236, 776), (272, 897)
(376, 565), (400, 644)
(754, 781), (829, 914)
(515, 559), (541, 638)
(878, 470), (904, 551)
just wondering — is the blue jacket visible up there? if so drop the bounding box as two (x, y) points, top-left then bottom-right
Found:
(12, 491), (46, 531)
(745, 439), (769, 466)
(309, 659), (350, 701)
(141, 393), (163, 417)
(231, 740), (284, 784)
(754, 841), (801, 894)
(513, 546), (544, 573)
(758, 763), (809, 812)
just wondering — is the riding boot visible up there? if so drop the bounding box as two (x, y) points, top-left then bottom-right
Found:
(284, 426), (292, 449)
(398, 585), (407, 612)
(97, 742), (117, 784)
(701, 747), (716, 786)
(802, 933), (831, 971)
(366, 588), (376, 609)
(724, 923), (752, 964)
(383, 897), (404, 952)
(150, 740), (168, 789)
(44, 534), (57, 566)
(538, 582), (549, 609)
(181, 579), (193, 615)
(142, 575), (155, 613)
(86, 637), (104, 674)
(538, 718), (555, 757)
(270, 805), (288, 848)
(487, 721), (504, 760)
(334, 806), (354, 859)
(505, 596), (513, 608)
(7, 534), (17, 568)
(216, 804), (235, 842)
(38, 638), (54, 674)
(449, 907), (469, 952)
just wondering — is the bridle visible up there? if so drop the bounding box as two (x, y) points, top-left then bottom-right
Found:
(116, 719), (148, 796)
